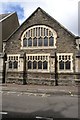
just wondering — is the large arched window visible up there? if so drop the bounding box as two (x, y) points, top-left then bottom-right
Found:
(21, 25), (57, 49)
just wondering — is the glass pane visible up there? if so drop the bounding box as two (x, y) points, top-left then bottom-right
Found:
(33, 38), (37, 46)
(38, 27), (40, 36)
(44, 28), (46, 36)
(65, 55), (67, 60)
(9, 61), (12, 69)
(65, 61), (71, 70)
(23, 38), (27, 47)
(49, 36), (54, 46)
(43, 61), (48, 69)
(59, 60), (64, 70)
(68, 55), (71, 60)
(44, 37), (48, 46)
(28, 61), (32, 69)
(16, 56), (18, 60)
(33, 61), (37, 69)
(13, 61), (18, 69)
(11, 56), (13, 60)
(38, 61), (42, 69)
(41, 28), (43, 36)
(27, 30), (30, 37)
(33, 28), (35, 37)
(28, 38), (32, 47)
(9, 56), (10, 60)
(38, 37), (42, 46)
(46, 29), (48, 36)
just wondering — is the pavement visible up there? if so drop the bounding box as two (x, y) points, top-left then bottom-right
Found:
(1, 83), (80, 96)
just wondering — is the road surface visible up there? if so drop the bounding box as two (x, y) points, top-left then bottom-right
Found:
(2, 91), (79, 119)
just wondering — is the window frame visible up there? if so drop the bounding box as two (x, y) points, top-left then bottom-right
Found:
(21, 25), (57, 49)
(7, 54), (20, 71)
(57, 53), (73, 73)
(26, 53), (50, 72)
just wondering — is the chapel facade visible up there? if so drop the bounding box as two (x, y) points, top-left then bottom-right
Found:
(4, 7), (80, 85)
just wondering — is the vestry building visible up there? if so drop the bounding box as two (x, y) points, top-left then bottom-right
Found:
(1, 7), (80, 85)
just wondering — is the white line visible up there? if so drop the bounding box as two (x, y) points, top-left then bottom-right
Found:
(0, 112), (8, 115)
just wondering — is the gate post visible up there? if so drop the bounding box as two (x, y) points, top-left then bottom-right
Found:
(55, 52), (58, 86)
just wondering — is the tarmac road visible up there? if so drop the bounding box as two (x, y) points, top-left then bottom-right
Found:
(2, 91), (79, 119)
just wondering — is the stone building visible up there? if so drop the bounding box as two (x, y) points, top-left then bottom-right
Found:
(0, 12), (19, 83)
(4, 7), (80, 85)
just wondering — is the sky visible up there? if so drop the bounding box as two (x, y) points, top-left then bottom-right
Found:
(0, 0), (79, 36)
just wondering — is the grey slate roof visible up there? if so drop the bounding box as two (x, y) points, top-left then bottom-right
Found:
(0, 13), (10, 21)
(0, 12), (19, 42)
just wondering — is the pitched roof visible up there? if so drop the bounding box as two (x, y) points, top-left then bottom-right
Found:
(0, 12), (19, 42)
(6, 7), (79, 41)
(0, 13), (10, 20)
(0, 13), (15, 22)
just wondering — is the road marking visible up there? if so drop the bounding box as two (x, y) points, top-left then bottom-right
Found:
(36, 116), (53, 120)
(0, 112), (8, 115)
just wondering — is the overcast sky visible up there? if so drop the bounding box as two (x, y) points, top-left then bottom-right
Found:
(0, 0), (79, 36)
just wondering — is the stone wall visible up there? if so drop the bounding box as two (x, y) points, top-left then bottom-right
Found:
(5, 8), (79, 85)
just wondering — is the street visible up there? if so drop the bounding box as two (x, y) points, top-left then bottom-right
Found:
(2, 91), (78, 119)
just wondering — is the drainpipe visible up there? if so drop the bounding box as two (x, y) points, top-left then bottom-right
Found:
(55, 52), (58, 86)
(23, 52), (27, 85)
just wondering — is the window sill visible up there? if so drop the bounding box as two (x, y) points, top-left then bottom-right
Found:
(20, 46), (56, 50)
(58, 70), (73, 73)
